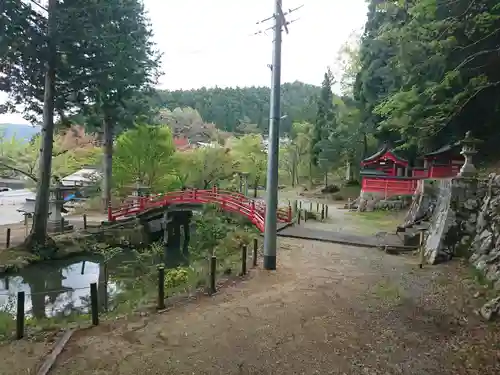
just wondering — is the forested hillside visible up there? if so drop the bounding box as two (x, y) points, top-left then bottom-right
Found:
(156, 81), (320, 134)
(354, 0), (500, 161)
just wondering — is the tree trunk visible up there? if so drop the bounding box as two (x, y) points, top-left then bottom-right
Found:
(291, 149), (297, 187)
(345, 160), (352, 182)
(324, 171), (328, 187)
(98, 263), (108, 312)
(101, 117), (113, 213)
(308, 160), (313, 188)
(29, 0), (57, 246)
(362, 132), (368, 159)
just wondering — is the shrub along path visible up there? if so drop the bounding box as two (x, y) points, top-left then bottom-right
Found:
(37, 238), (500, 375)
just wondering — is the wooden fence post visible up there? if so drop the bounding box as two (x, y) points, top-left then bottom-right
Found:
(6, 228), (11, 249)
(418, 231), (425, 269)
(325, 204), (329, 218)
(209, 255), (217, 295)
(90, 283), (99, 326)
(252, 238), (258, 267)
(157, 266), (165, 309)
(83, 214), (87, 230)
(241, 244), (247, 276)
(16, 291), (25, 340)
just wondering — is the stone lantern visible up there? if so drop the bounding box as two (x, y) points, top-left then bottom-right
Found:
(48, 181), (75, 232)
(458, 131), (481, 178)
(241, 172), (250, 196)
(128, 177), (150, 197)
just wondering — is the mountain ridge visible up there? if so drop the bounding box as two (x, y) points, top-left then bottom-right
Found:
(0, 123), (41, 141)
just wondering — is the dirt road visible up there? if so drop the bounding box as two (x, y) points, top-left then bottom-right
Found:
(37, 238), (499, 375)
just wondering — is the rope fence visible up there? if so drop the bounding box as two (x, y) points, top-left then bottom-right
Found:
(3, 238), (262, 340)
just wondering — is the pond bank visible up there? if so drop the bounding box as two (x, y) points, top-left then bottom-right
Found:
(0, 213), (145, 274)
(0, 237), (252, 342)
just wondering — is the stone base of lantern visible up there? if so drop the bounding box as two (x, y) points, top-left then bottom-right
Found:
(458, 162), (477, 178)
(46, 218), (74, 233)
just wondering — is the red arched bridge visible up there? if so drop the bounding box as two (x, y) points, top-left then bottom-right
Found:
(107, 186), (292, 232)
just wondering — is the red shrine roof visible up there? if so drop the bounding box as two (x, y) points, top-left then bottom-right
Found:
(173, 137), (191, 151)
(361, 144), (408, 167)
(422, 141), (461, 158)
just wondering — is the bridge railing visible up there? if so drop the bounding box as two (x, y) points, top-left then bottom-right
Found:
(108, 187), (292, 230)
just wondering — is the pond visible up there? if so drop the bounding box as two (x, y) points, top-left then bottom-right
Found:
(0, 209), (255, 325)
(0, 246), (218, 322)
(0, 254), (131, 320)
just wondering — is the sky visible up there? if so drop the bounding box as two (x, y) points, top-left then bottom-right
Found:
(0, 0), (368, 124)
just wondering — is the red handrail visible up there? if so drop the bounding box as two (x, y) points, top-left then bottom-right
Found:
(108, 188), (292, 232)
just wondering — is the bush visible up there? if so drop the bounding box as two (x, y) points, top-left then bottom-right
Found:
(321, 185), (340, 194)
(165, 267), (189, 289)
(344, 180), (360, 187)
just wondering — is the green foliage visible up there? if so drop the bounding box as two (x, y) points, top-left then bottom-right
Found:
(113, 124), (176, 192)
(288, 122), (314, 185)
(172, 146), (234, 189)
(0, 129), (101, 182)
(354, 0), (500, 159)
(155, 81), (320, 134)
(312, 69), (336, 167)
(1, 0), (160, 128)
(190, 206), (229, 256)
(231, 134), (267, 193)
(164, 267), (189, 289)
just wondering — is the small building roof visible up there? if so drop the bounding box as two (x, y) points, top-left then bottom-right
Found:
(361, 144), (408, 166)
(423, 141), (461, 157)
(61, 167), (101, 186)
(360, 169), (388, 176)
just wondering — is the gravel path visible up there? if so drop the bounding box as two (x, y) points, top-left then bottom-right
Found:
(41, 238), (500, 375)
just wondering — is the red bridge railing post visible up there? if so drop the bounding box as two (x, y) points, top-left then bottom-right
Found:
(107, 204), (113, 222)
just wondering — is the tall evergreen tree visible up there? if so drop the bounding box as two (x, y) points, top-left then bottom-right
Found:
(1, 0), (159, 249)
(311, 69), (335, 167)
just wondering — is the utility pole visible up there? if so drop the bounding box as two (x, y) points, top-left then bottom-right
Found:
(258, 1), (302, 270)
(31, 0), (57, 243)
(261, 0), (283, 270)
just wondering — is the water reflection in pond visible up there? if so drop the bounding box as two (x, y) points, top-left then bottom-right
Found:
(0, 256), (124, 319)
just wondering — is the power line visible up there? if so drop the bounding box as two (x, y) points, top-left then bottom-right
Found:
(252, 4), (303, 37)
(27, 0), (48, 12)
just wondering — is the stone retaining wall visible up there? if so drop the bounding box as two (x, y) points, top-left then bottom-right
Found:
(422, 174), (500, 320)
(469, 175), (500, 291)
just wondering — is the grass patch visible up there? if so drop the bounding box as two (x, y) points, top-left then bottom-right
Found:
(335, 185), (361, 201)
(371, 280), (403, 301)
(468, 266), (494, 289)
(345, 211), (404, 234)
